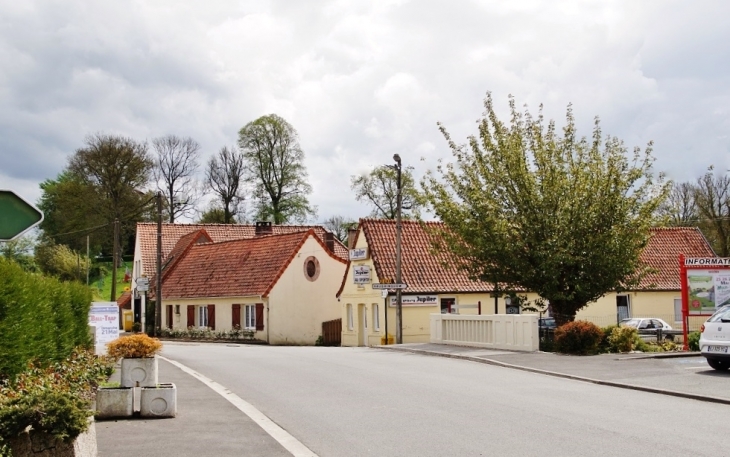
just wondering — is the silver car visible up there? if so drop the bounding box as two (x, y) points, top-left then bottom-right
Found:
(699, 305), (730, 371)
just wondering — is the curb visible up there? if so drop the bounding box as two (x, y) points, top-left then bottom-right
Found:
(376, 346), (730, 406)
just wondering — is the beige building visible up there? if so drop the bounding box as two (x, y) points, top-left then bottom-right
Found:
(338, 220), (716, 346)
(145, 226), (347, 345)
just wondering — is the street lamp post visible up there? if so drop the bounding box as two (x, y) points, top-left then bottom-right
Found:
(393, 154), (403, 344)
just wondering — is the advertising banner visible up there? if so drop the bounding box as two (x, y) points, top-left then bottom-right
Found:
(89, 302), (120, 355)
(353, 265), (371, 284)
(687, 270), (730, 313)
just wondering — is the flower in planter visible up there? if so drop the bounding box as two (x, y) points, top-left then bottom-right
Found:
(106, 334), (162, 359)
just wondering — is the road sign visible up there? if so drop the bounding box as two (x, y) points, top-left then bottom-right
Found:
(372, 283), (408, 290)
(0, 190), (44, 241)
(136, 277), (150, 292)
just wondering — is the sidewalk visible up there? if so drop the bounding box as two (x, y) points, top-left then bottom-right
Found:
(95, 358), (292, 457)
(377, 343), (730, 404)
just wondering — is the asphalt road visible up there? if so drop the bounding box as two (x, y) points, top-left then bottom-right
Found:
(160, 343), (728, 457)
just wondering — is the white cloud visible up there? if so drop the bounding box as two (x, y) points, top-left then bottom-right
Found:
(1, 0), (729, 223)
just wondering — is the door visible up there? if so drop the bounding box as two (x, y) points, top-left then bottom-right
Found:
(616, 295), (630, 322)
(358, 304), (368, 346)
(166, 305), (173, 329)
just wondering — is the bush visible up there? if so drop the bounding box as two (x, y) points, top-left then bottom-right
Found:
(598, 325), (619, 353)
(0, 258), (93, 380)
(0, 348), (114, 447)
(107, 334), (162, 359)
(688, 331), (700, 351)
(554, 321), (603, 355)
(607, 326), (640, 353)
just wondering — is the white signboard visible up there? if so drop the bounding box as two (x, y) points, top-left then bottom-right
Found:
(136, 277), (149, 292)
(349, 248), (368, 261)
(89, 302), (120, 355)
(389, 295), (438, 306)
(353, 265), (371, 284)
(685, 257), (730, 266)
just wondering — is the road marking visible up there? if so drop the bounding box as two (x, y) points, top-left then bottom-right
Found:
(684, 366), (707, 370)
(161, 356), (318, 457)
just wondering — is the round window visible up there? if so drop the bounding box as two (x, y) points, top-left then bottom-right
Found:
(303, 256), (320, 282)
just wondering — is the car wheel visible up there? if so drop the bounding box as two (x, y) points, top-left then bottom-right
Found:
(664, 334), (674, 342)
(707, 359), (730, 371)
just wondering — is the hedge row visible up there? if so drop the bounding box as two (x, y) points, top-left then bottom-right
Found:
(0, 258), (93, 380)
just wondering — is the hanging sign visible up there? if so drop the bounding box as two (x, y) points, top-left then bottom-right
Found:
(353, 265), (371, 284)
(349, 248), (368, 261)
(389, 295), (438, 306)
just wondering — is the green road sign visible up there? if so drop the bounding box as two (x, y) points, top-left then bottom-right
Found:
(0, 190), (44, 241)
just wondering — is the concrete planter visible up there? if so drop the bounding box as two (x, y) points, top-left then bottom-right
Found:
(8, 419), (97, 457)
(140, 383), (177, 418)
(120, 356), (158, 388)
(95, 387), (134, 419)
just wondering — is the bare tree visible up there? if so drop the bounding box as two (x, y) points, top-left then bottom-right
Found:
(322, 215), (356, 243)
(152, 135), (201, 223)
(205, 146), (245, 224)
(657, 181), (697, 226)
(694, 167), (730, 256)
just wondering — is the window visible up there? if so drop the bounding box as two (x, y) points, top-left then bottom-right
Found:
(347, 304), (354, 330)
(373, 304), (380, 331)
(198, 306), (208, 328)
(244, 304), (256, 330)
(303, 256), (320, 281)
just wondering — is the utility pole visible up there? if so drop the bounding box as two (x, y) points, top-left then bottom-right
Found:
(155, 192), (163, 336)
(393, 154), (403, 344)
(111, 219), (119, 302)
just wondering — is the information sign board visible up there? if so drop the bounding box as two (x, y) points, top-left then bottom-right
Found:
(89, 303), (120, 355)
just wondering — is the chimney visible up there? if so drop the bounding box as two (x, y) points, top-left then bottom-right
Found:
(347, 226), (358, 249)
(255, 221), (273, 236)
(324, 232), (335, 253)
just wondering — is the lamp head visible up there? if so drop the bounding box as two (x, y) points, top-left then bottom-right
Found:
(504, 296), (511, 306)
(393, 153), (401, 165)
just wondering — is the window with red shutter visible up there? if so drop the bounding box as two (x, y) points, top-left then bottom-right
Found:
(232, 304), (241, 329)
(255, 303), (264, 331)
(208, 304), (216, 330)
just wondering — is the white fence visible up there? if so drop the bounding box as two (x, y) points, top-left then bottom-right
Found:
(430, 314), (539, 352)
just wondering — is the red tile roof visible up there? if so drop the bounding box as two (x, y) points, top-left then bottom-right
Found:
(638, 227), (716, 289)
(338, 220), (716, 295)
(136, 223), (348, 278)
(160, 230), (342, 299)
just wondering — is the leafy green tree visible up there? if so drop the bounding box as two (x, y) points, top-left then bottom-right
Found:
(422, 93), (668, 325)
(0, 234), (37, 272)
(197, 206), (231, 224)
(34, 240), (91, 282)
(238, 114), (316, 224)
(351, 164), (423, 219)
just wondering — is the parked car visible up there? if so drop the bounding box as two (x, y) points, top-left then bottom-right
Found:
(619, 318), (677, 341)
(538, 317), (556, 330)
(699, 305), (730, 371)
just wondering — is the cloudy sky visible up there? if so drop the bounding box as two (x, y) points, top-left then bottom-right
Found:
(1, 0), (729, 223)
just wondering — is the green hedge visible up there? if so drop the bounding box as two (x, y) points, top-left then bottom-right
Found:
(0, 258), (93, 380)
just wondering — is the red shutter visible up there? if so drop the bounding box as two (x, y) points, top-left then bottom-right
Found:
(255, 303), (264, 331)
(232, 304), (241, 329)
(208, 304), (216, 330)
(166, 305), (173, 329)
(187, 305), (195, 328)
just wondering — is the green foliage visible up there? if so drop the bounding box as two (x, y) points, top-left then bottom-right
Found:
(688, 331), (700, 351)
(554, 321), (603, 355)
(422, 93), (669, 324)
(238, 114), (317, 224)
(34, 240), (91, 282)
(598, 325), (618, 353)
(351, 165), (424, 219)
(159, 327), (256, 341)
(197, 206), (231, 224)
(607, 326), (640, 353)
(0, 348), (114, 445)
(0, 235), (37, 273)
(315, 335), (325, 346)
(0, 259), (93, 380)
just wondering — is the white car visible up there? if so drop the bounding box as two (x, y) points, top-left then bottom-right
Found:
(699, 305), (730, 371)
(619, 318), (676, 341)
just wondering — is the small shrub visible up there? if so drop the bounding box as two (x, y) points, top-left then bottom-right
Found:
(106, 334), (162, 359)
(598, 325), (619, 353)
(688, 331), (700, 351)
(131, 322), (141, 333)
(554, 321), (603, 355)
(315, 335), (324, 346)
(607, 326), (639, 353)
